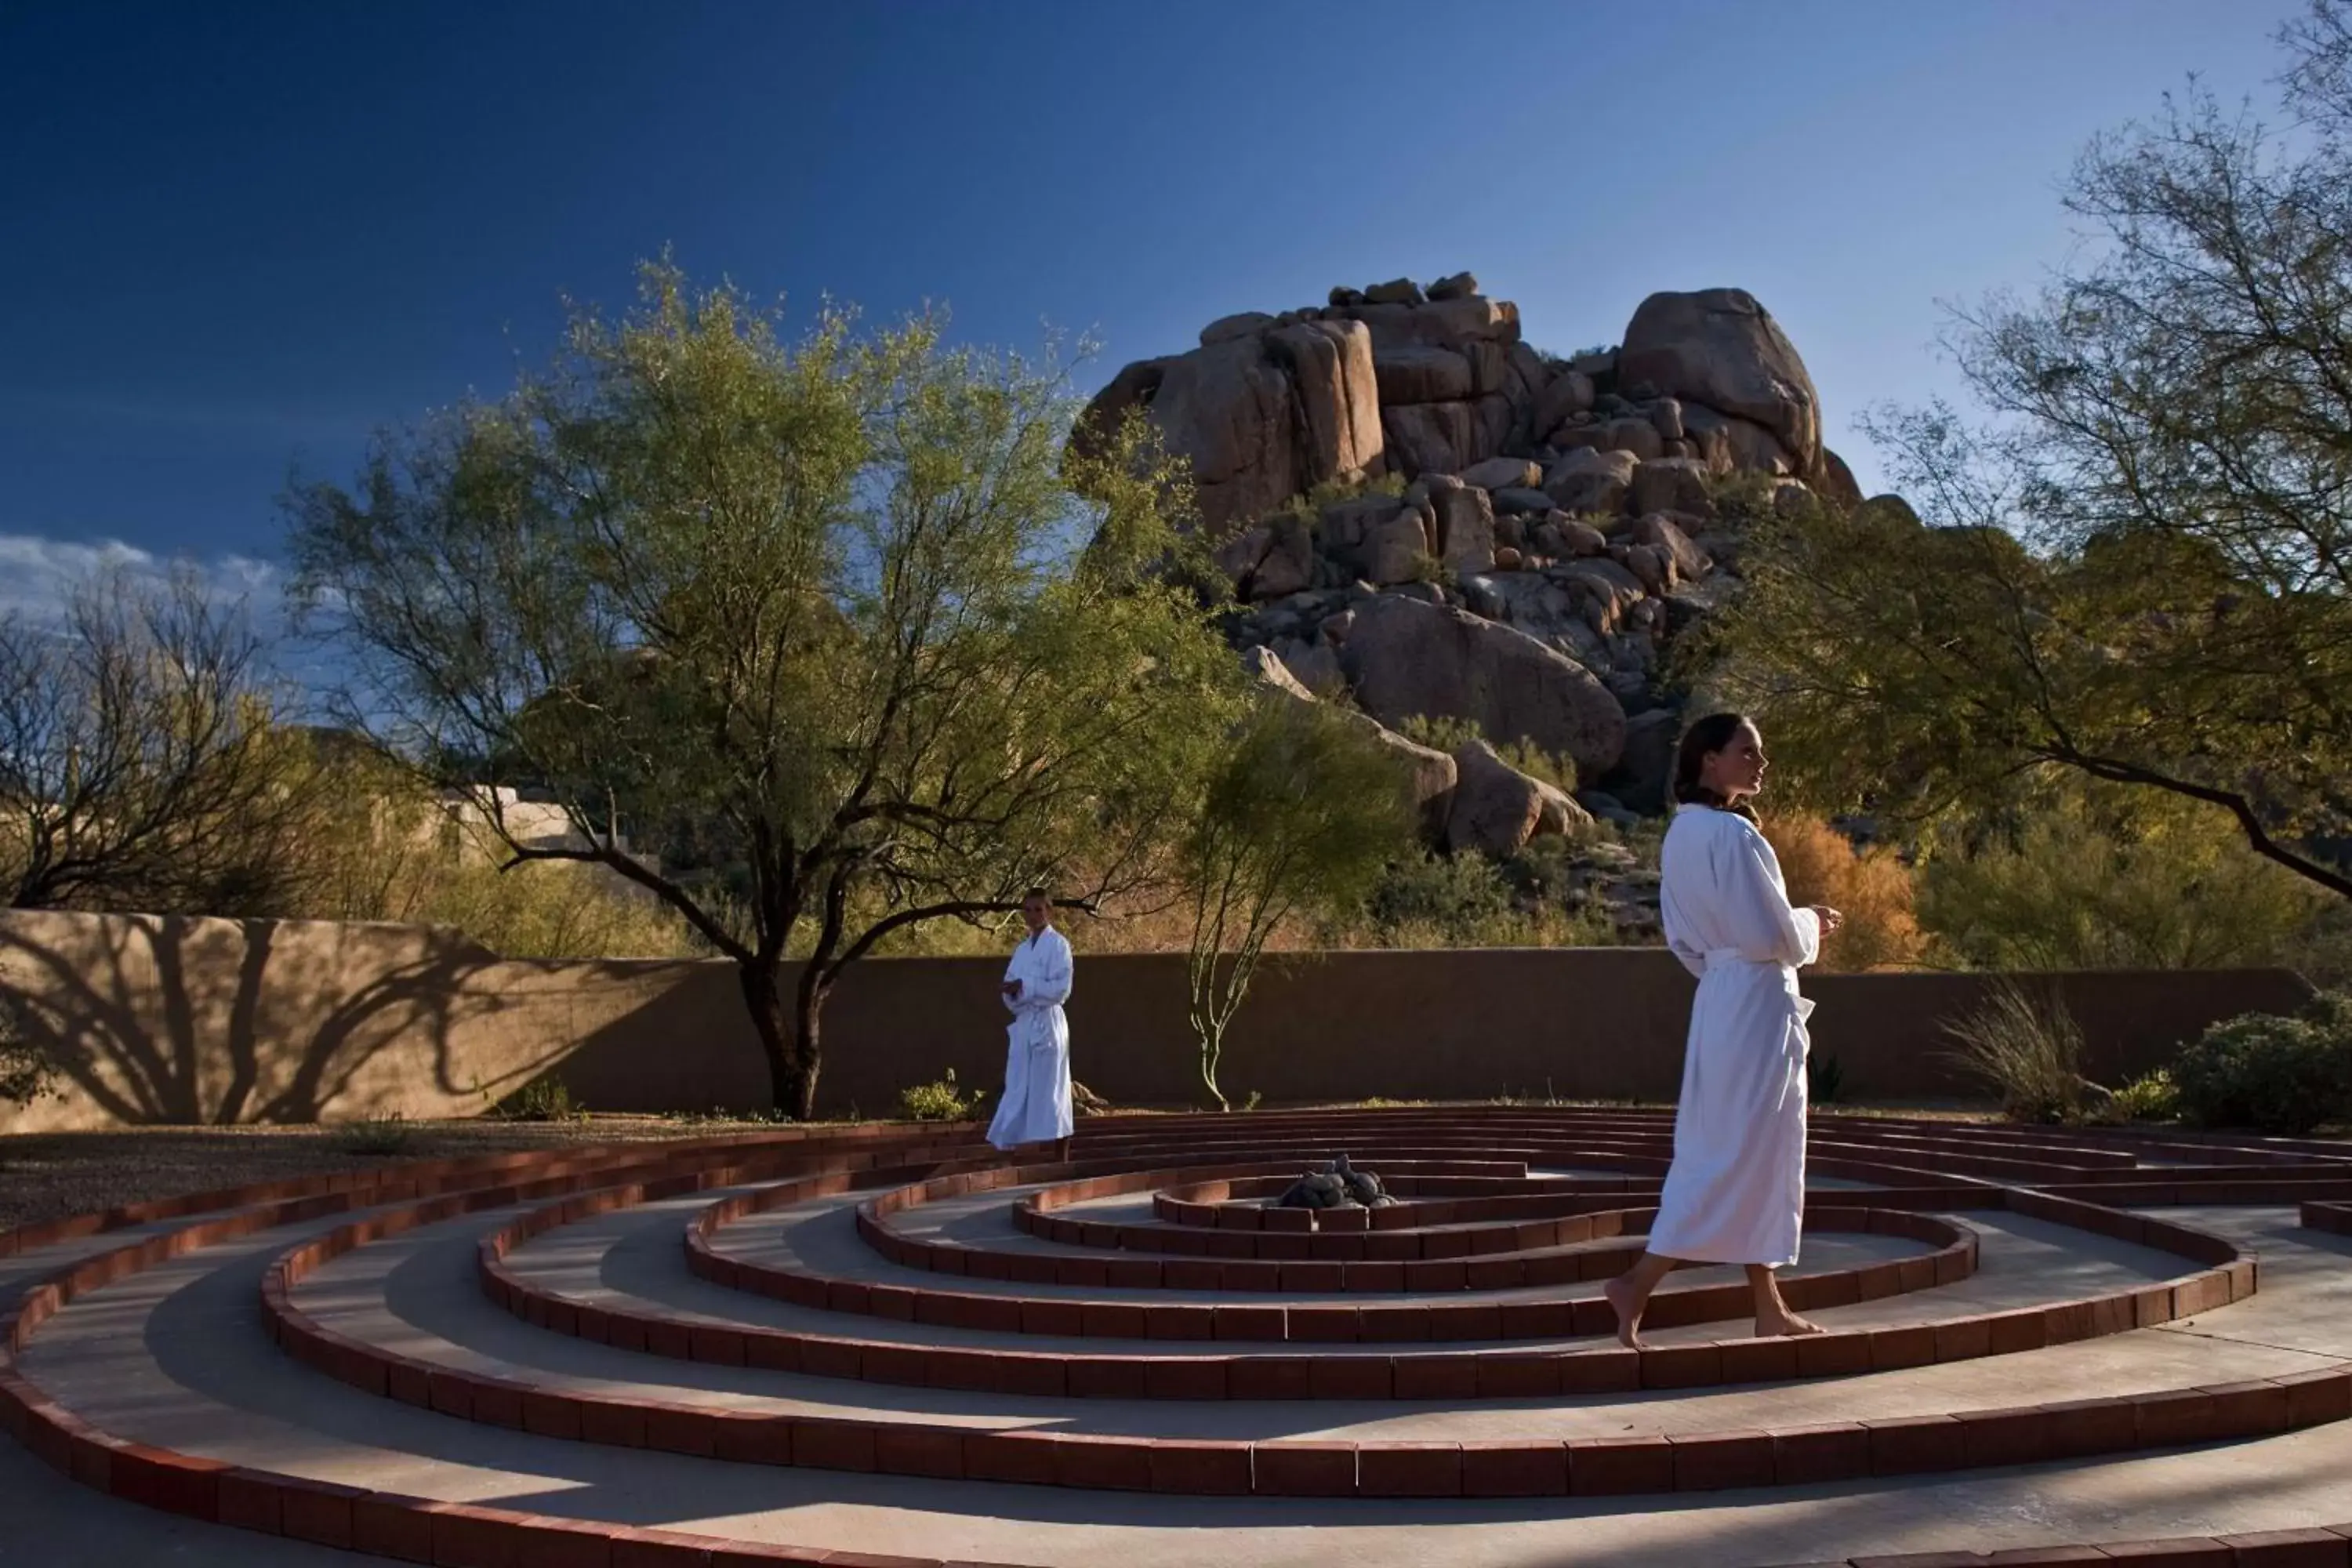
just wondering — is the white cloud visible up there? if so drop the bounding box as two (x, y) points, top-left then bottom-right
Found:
(0, 533), (282, 622)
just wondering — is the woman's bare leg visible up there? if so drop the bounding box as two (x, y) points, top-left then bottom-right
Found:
(1602, 1251), (1680, 1348)
(1747, 1265), (1824, 1338)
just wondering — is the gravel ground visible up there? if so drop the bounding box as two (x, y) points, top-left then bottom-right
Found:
(0, 1115), (790, 1234)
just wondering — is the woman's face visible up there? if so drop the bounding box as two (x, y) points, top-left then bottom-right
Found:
(1701, 721), (1769, 801)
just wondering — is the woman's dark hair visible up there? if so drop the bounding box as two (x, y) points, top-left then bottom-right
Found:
(1673, 711), (1759, 820)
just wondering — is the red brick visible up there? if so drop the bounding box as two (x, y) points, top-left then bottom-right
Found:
(711, 1416), (796, 1468)
(1870, 1324), (1940, 1372)
(470, 1381), (525, 1430)
(1772, 1422), (1872, 1485)
(1642, 1342), (1724, 1389)
(1718, 1336), (1800, 1384)
(1958, 1406), (2055, 1469)
(790, 1420), (877, 1472)
(875, 1425), (964, 1479)
(1067, 1358), (1148, 1399)
(2277, 1367), (2352, 1428)
(1567, 1436), (1674, 1497)
(2199, 1379), (2292, 1439)
(2214, 1530), (2352, 1566)
(282, 1479), (368, 1550)
(1251, 1442), (1356, 1496)
(1308, 1356), (1392, 1399)
(517, 1518), (616, 1567)
(1984, 1551), (2108, 1565)
(1226, 1356), (1312, 1401)
(217, 1466), (286, 1534)
(109, 1443), (224, 1519)
(1392, 1356), (1479, 1400)
(1866, 1414), (1963, 1475)
(642, 1405), (717, 1457)
(2035, 1396), (2136, 1459)
(1671, 1430), (1775, 1491)
(1355, 1306), (1430, 1344)
(1461, 1440), (1567, 1497)
(1052, 1435), (1153, 1490)
(1213, 1305), (1288, 1341)
(1935, 1316), (1994, 1364)
(2087, 1539), (2230, 1566)
(963, 1429), (1060, 1486)
(1795, 1330), (1875, 1377)
(351, 1490), (436, 1562)
(1149, 1440), (1253, 1495)
(1557, 1348), (1642, 1393)
(1147, 1305), (1216, 1341)
(1475, 1354), (1561, 1398)
(1358, 1442), (1461, 1497)
(577, 1399), (646, 1449)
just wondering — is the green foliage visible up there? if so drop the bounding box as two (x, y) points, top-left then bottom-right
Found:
(1941, 982), (2093, 1123)
(1364, 851), (1519, 946)
(1916, 783), (2325, 971)
(335, 1113), (416, 1156)
(286, 260), (1237, 1116)
(1272, 470), (1406, 529)
(493, 1074), (590, 1123)
(2093, 1069), (2182, 1125)
(2170, 993), (2352, 1134)
(1183, 699), (1420, 1109)
(898, 1067), (985, 1122)
(1695, 21), (2352, 898)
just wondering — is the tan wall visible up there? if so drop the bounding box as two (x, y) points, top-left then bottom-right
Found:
(0, 909), (2317, 1131)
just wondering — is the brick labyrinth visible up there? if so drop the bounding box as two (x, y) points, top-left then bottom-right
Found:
(5, 1106), (2352, 1564)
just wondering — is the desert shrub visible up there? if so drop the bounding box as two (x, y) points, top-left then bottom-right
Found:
(2092, 1069), (2182, 1125)
(1761, 813), (1926, 973)
(1361, 852), (1519, 946)
(2169, 994), (2352, 1135)
(1917, 786), (2325, 972)
(898, 1068), (985, 1122)
(493, 1074), (590, 1122)
(1942, 982), (2092, 1123)
(335, 1112), (416, 1156)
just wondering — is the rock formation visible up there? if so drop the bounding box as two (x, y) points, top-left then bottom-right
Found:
(1080, 274), (1863, 855)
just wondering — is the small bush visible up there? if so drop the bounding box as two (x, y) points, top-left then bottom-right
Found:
(1762, 813), (1926, 973)
(898, 1068), (985, 1123)
(2092, 1069), (2181, 1125)
(1395, 715), (1579, 795)
(1942, 982), (2092, 1123)
(494, 1075), (589, 1123)
(336, 1113), (416, 1156)
(1363, 851), (1518, 945)
(2169, 994), (2352, 1135)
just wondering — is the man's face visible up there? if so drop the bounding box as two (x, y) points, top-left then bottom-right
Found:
(1022, 896), (1050, 934)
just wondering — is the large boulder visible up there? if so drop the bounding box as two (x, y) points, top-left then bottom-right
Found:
(1601, 707), (1682, 815)
(1817, 445), (1865, 511)
(1632, 513), (1711, 581)
(1270, 321), (1384, 488)
(1374, 344), (1475, 405)
(1250, 515), (1316, 600)
(1445, 739), (1592, 857)
(1628, 457), (1714, 519)
(1078, 321), (1385, 535)
(1679, 401), (1795, 476)
(1457, 456), (1541, 492)
(1530, 368), (1595, 440)
(1619, 289), (1822, 475)
(1243, 646), (1457, 831)
(1425, 477), (1497, 576)
(1384, 401), (1486, 477)
(1340, 594), (1628, 774)
(1544, 448), (1639, 515)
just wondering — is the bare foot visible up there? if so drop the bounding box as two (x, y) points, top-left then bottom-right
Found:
(1602, 1274), (1648, 1349)
(1755, 1309), (1825, 1338)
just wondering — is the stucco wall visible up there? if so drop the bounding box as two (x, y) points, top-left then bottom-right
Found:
(0, 909), (2315, 1131)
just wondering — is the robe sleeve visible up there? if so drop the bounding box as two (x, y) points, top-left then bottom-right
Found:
(1718, 821), (1822, 968)
(1020, 933), (1073, 1011)
(1002, 949), (1025, 1014)
(1666, 926), (1708, 980)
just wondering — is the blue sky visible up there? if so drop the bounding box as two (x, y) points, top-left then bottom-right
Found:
(0, 0), (2314, 617)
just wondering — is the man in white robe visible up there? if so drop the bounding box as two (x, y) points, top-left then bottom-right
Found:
(1603, 714), (1842, 1346)
(985, 887), (1073, 1160)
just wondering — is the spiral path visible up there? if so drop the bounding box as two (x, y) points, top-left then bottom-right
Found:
(7, 1107), (2352, 1566)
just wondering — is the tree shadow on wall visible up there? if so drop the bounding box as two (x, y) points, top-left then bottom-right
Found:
(0, 914), (518, 1124)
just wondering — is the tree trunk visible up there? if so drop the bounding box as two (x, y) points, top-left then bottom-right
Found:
(739, 960), (820, 1119)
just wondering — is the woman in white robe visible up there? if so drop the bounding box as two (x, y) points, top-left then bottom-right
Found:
(986, 888), (1075, 1160)
(1603, 713), (1843, 1347)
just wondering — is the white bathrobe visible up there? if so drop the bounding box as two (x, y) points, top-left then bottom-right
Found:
(1647, 803), (1821, 1267)
(985, 925), (1074, 1151)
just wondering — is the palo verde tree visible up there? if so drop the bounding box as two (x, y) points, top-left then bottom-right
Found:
(1703, 2), (2352, 898)
(1181, 698), (1417, 1111)
(286, 263), (1239, 1117)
